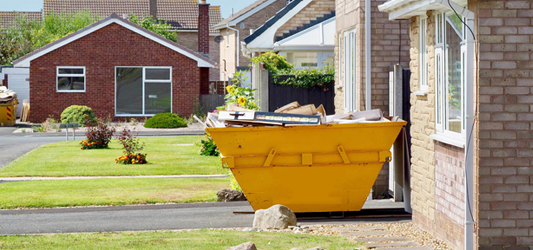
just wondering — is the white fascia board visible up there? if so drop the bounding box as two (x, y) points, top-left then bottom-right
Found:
(246, 0), (313, 49)
(275, 18), (335, 47)
(14, 18), (214, 68)
(379, 0), (472, 20)
(273, 45), (334, 51)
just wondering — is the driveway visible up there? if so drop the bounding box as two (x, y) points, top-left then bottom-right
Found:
(0, 127), (64, 168)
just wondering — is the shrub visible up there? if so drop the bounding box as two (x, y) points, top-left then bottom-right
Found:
(80, 116), (116, 149)
(115, 127), (147, 164)
(197, 132), (219, 156)
(144, 113), (187, 128)
(60, 105), (96, 126)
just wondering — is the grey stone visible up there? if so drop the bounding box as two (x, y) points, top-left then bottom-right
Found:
(355, 236), (411, 242)
(225, 241), (257, 250)
(366, 241), (419, 248)
(341, 230), (389, 237)
(252, 204), (297, 230)
(334, 226), (387, 232)
(217, 189), (247, 202)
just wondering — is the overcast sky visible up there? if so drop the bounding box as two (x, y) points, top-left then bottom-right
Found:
(0, 0), (249, 19)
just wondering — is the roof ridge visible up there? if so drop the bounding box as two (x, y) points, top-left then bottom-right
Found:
(275, 10), (335, 42)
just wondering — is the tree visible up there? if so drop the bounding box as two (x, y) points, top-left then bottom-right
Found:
(128, 14), (177, 42)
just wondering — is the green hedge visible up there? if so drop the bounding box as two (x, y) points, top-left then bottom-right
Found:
(144, 113), (187, 128)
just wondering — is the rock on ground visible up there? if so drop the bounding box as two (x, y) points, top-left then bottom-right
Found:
(225, 241), (257, 250)
(217, 189), (247, 202)
(253, 204), (297, 230)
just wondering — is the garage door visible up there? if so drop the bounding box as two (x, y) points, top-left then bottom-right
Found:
(3, 68), (29, 118)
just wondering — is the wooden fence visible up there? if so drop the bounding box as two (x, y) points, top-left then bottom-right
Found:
(268, 75), (335, 114)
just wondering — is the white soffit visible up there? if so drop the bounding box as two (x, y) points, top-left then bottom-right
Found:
(378, 0), (471, 20)
(274, 17), (335, 50)
(213, 0), (278, 29)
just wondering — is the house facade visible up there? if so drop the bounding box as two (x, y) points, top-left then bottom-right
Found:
(213, 0), (287, 82)
(335, 0), (410, 196)
(379, 0), (533, 249)
(13, 14), (214, 123)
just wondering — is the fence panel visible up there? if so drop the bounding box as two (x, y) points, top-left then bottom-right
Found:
(200, 94), (225, 113)
(268, 75), (335, 114)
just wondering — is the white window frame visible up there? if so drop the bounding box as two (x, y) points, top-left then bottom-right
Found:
(114, 66), (172, 117)
(56, 66), (86, 93)
(431, 11), (467, 146)
(419, 16), (428, 93)
(337, 34), (342, 87)
(344, 29), (356, 112)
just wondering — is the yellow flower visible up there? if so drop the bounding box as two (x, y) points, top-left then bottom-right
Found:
(238, 96), (246, 106)
(226, 85), (235, 93)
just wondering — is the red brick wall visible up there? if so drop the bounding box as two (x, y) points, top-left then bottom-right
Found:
(198, 3), (210, 55)
(29, 23), (202, 123)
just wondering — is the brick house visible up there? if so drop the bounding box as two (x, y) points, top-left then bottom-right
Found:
(0, 0), (222, 81)
(12, 13), (215, 123)
(334, 0), (410, 197)
(0, 11), (42, 29)
(379, 0), (533, 249)
(212, 0), (287, 82)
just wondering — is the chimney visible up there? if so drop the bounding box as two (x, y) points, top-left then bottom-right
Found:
(150, 0), (158, 19)
(198, 0), (209, 56)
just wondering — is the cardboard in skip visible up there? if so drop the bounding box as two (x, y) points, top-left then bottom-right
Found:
(218, 111), (256, 121)
(254, 112), (320, 125)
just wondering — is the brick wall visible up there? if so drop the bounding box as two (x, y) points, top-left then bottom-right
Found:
(29, 23), (202, 123)
(275, 0), (336, 38)
(477, 0), (533, 248)
(177, 32), (221, 81)
(198, 3), (210, 55)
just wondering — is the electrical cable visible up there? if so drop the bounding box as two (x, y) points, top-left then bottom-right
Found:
(448, 0), (477, 223)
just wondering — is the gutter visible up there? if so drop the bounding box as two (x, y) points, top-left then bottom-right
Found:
(365, 0), (371, 110)
(227, 24), (240, 67)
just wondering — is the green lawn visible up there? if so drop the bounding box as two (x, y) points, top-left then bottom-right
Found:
(0, 136), (225, 177)
(0, 177), (230, 209)
(0, 230), (360, 250)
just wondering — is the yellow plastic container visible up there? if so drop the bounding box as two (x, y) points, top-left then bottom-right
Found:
(0, 99), (18, 126)
(207, 119), (406, 213)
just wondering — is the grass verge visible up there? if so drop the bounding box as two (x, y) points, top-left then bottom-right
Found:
(0, 229), (361, 249)
(0, 178), (230, 209)
(0, 136), (224, 177)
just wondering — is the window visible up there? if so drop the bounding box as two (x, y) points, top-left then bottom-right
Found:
(115, 67), (172, 116)
(286, 52), (318, 68)
(57, 67), (85, 92)
(344, 29), (356, 112)
(419, 17), (428, 92)
(434, 12), (465, 138)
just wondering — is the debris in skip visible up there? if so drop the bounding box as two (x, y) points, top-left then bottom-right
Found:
(205, 101), (393, 128)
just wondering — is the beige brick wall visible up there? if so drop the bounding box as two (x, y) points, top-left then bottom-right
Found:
(275, 0), (336, 38)
(476, 0), (533, 248)
(219, 0), (286, 79)
(177, 32), (221, 81)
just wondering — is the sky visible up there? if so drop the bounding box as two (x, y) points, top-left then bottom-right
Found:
(0, 0), (249, 19)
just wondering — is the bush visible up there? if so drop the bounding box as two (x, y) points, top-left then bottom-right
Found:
(60, 105), (97, 126)
(115, 127), (147, 164)
(80, 116), (116, 149)
(144, 113), (187, 128)
(197, 132), (219, 156)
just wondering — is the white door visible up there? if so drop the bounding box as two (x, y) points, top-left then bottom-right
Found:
(4, 68), (30, 118)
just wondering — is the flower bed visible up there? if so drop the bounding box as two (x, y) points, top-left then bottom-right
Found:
(115, 153), (147, 165)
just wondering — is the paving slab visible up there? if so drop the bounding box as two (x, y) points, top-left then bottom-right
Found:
(355, 236), (411, 243)
(340, 231), (389, 237)
(334, 226), (387, 232)
(374, 247), (432, 250)
(367, 241), (419, 248)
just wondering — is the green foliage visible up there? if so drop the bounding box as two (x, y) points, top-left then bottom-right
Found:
(250, 51), (293, 73)
(218, 71), (259, 111)
(250, 51), (335, 91)
(197, 133), (219, 156)
(32, 11), (101, 48)
(81, 116), (116, 149)
(276, 58), (335, 91)
(144, 113), (188, 128)
(227, 170), (242, 191)
(60, 105), (97, 126)
(1, 11), (176, 65)
(128, 14), (177, 42)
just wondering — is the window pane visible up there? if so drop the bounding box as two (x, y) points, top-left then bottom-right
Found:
(146, 68), (170, 80)
(287, 52), (318, 67)
(446, 14), (463, 133)
(57, 77), (84, 91)
(58, 68), (84, 74)
(436, 53), (442, 125)
(116, 68), (142, 115)
(145, 82), (171, 114)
